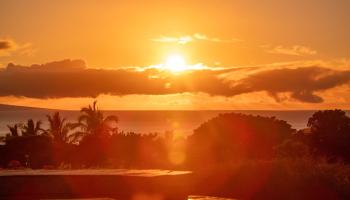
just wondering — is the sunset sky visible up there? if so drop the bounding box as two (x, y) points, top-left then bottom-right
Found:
(0, 0), (350, 110)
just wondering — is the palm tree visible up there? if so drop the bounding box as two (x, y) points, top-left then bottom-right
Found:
(1, 124), (21, 143)
(70, 101), (118, 142)
(21, 119), (43, 136)
(45, 112), (71, 144)
(7, 124), (20, 137)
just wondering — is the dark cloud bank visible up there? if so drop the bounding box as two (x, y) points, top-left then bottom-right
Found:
(0, 59), (349, 103)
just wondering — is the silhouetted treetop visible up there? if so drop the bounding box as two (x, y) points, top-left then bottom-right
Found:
(21, 119), (43, 136)
(70, 101), (119, 142)
(7, 124), (19, 137)
(45, 112), (71, 144)
(187, 113), (295, 167)
(306, 109), (350, 161)
(308, 109), (350, 133)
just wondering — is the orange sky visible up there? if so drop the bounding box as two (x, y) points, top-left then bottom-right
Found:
(0, 0), (350, 110)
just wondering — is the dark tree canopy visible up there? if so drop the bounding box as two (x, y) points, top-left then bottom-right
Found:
(45, 112), (71, 144)
(4, 135), (53, 168)
(21, 119), (43, 136)
(3, 107), (350, 169)
(307, 109), (350, 161)
(7, 124), (19, 137)
(187, 113), (295, 167)
(70, 101), (118, 142)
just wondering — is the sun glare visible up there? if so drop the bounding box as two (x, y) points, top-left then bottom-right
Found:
(164, 54), (187, 72)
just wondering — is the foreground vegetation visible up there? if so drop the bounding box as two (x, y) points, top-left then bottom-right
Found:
(1, 102), (350, 198)
(192, 158), (350, 199)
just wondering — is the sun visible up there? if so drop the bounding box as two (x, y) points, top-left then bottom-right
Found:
(164, 54), (187, 72)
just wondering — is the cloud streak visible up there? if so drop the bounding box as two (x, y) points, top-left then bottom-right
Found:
(0, 59), (349, 103)
(151, 33), (242, 45)
(0, 38), (35, 57)
(263, 45), (317, 56)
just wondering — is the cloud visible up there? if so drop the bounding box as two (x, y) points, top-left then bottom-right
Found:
(151, 36), (193, 44)
(0, 59), (349, 103)
(193, 33), (242, 43)
(228, 67), (350, 103)
(0, 38), (35, 57)
(0, 59), (237, 98)
(262, 45), (317, 56)
(151, 33), (242, 45)
(0, 40), (12, 50)
(0, 39), (16, 57)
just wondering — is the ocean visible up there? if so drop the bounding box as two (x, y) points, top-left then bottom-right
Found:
(2, 110), (347, 137)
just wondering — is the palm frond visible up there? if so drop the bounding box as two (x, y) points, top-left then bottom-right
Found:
(68, 131), (87, 143)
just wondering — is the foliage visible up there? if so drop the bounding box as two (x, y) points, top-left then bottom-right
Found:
(4, 135), (53, 168)
(69, 101), (118, 142)
(194, 158), (350, 199)
(7, 124), (19, 137)
(306, 109), (350, 161)
(1, 107), (350, 173)
(21, 119), (44, 136)
(274, 138), (310, 158)
(45, 112), (71, 144)
(187, 113), (295, 168)
(0, 107), (350, 198)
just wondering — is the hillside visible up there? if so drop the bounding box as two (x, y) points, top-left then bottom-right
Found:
(0, 104), (49, 111)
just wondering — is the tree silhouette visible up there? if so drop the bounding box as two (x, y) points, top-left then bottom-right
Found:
(3, 120), (53, 168)
(21, 119), (43, 136)
(45, 112), (71, 144)
(44, 112), (75, 166)
(108, 132), (160, 168)
(187, 113), (295, 168)
(68, 101), (119, 166)
(307, 109), (350, 161)
(70, 101), (119, 142)
(7, 124), (20, 137)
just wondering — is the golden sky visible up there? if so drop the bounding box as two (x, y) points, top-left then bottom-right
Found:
(0, 0), (350, 110)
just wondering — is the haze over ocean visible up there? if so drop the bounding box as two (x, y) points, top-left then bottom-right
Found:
(2, 109), (348, 136)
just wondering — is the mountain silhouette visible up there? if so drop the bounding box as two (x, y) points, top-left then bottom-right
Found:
(0, 104), (51, 111)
